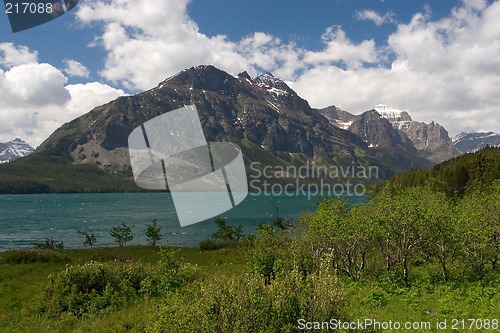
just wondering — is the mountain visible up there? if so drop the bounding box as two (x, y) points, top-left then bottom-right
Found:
(0, 138), (34, 163)
(317, 105), (356, 130)
(320, 104), (461, 164)
(1, 65), (435, 193)
(453, 132), (500, 153)
(373, 104), (461, 163)
(37, 66), (367, 170)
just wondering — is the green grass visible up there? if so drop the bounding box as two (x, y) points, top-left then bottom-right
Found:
(0, 246), (498, 332)
(0, 246), (247, 333)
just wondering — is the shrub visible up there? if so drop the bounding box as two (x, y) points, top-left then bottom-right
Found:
(210, 216), (243, 242)
(32, 237), (64, 250)
(199, 239), (240, 251)
(198, 239), (218, 251)
(147, 266), (346, 333)
(247, 224), (291, 284)
(145, 218), (163, 247)
(0, 249), (71, 264)
(37, 260), (154, 316)
(36, 244), (199, 317)
(77, 227), (99, 248)
(110, 223), (134, 246)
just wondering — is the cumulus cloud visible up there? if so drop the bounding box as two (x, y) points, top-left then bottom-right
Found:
(63, 59), (90, 78)
(0, 43), (38, 68)
(0, 60), (125, 147)
(76, 0), (250, 90)
(303, 26), (379, 69)
(355, 9), (395, 26)
(292, 0), (500, 135)
(2, 0), (499, 145)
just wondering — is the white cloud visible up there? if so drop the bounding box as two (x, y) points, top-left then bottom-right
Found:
(76, 0), (250, 90)
(2, 0), (499, 146)
(0, 61), (125, 147)
(355, 9), (395, 26)
(0, 43), (38, 68)
(63, 59), (90, 78)
(303, 27), (379, 69)
(293, 1), (500, 136)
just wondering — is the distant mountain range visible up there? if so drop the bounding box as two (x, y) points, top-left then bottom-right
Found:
(0, 138), (34, 164)
(0, 65), (492, 193)
(320, 104), (461, 163)
(453, 132), (500, 153)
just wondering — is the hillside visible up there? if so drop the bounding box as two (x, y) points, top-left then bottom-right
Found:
(378, 146), (500, 197)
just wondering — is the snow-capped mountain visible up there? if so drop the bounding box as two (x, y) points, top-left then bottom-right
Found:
(453, 132), (500, 153)
(374, 104), (413, 129)
(0, 138), (35, 163)
(320, 103), (461, 163)
(374, 104), (461, 163)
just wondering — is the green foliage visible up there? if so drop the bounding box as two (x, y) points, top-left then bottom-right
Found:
(77, 227), (99, 248)
(35, 245), (199, 317)
(247, 224), (292, 284)
(32, 232), (64, 250)
(378, 147), (500, 197)
(37, 260), (157, 317)
(147, 266), (346, 333)
(145, 218), (163, 247)
(0, 249), (71, 264)
(198, 239), (239, 251)
(110, 223), (134, 247)
(210, 216), (243, 242)
(0, 154), (140, 194)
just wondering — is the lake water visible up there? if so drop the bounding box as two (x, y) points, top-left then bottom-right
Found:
(0, 192), (367, 251)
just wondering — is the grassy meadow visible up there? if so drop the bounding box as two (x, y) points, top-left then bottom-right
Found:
(0, 148), (499, 332)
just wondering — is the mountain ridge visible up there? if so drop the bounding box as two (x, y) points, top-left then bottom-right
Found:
(2, 65), (435, 193)
(320, 104), (461, 163)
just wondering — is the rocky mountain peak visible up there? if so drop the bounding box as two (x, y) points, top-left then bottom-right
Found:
(348, 109), (417, 153)
(374, 104), (412, 126)
(0, 138), (34, 163)
(373, 104), (460, 162)
(160, 65), (238, 93)
(254, 72), (294, 97)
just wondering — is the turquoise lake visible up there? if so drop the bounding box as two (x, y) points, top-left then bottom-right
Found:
(0, 192), (367, 251)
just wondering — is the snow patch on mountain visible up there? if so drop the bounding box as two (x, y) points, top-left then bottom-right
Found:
(0, 138), (34, 163)
(453, 131), (500, 153)
(374, 104), (413, 130)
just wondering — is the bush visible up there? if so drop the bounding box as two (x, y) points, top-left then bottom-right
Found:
(36, 245), (200, 317)
(145, 218), (163, 246)
(210, 216), (243, 242)
(77, 227), (99, 248)
(0, 249), (71, 264)
(147, 267), (346, 333)
(247, 224), (291, 284)
(32, 237), (64, 250)
(110, 222), (134, 246)
(37, 260), (154, 316)
(198, 239), (239, 251)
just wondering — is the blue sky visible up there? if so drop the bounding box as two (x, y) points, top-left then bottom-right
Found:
(0, 0), (499, 146)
